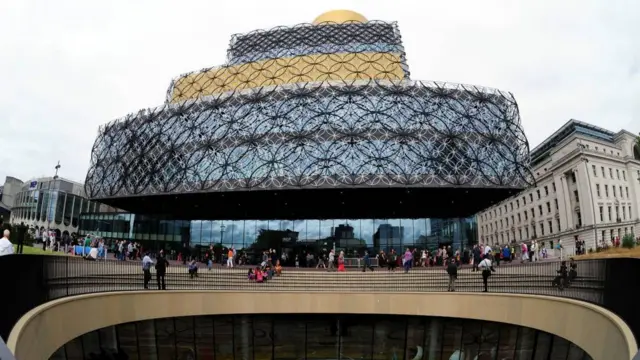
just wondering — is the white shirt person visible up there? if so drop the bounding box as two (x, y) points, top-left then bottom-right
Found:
(0, 229), (15, 256)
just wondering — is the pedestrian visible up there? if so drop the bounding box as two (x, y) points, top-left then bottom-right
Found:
(362, 251), (374, 272)
(142, 252), (153, 289)
(446, 258), (457, 292)
(155, 250), (169, 290)
(478, 255), (494, 292)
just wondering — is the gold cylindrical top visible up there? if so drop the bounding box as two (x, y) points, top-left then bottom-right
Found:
(312, 10), (368, 25)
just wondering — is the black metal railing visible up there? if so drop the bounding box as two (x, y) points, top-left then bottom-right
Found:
(40, 256), (606, 304)
(4, 254), (640, 348)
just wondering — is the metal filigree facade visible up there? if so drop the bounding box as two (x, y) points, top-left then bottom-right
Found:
(85, 21), (533, 201)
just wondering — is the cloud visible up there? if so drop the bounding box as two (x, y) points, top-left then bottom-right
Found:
(0, 0), (638, 185)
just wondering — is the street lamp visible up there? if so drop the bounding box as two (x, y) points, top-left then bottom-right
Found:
(45, 161), (61, 250)
(220, 223), (226, 243)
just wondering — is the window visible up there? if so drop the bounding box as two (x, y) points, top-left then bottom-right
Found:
(571, 172), (576, 183)
(605, 185), (609, 197)
(529, 193), (533, 202)
(552, 182), (556, 192)
(623, 207), (626, 220)
(536, 189), (541, 200)
(592, 164), (597, 176)
(577, 211), (582, 226)
(546, 202), (551, 213)
(525, 227), (529, 238)
(519, 229), (522, 240)
(531, 209), (535, 218)
(511, 215), (514, 224)
(544, 186), (549, 196)
(638, 170), (640, 184)
(523, 196), (526, 205)
(600, 206), (604, 222)
(506, 217), (509, 226)
(620, 186), (624, 198)
(623, 170), (626, 181)
(609, 168), (613, 178)
(602, 166), (606, 178)
(613, 186), (617, 198)
(538, 205), (543, 216)
(602, 230), (606, 242)
(516, 199), (520, 208)
(524, 211), (528, 220)
(626, 187), (629, 198)
(556, 218), (561, 232)
(510, 202), (513, 211)
(574, 190), (579, 202)
(540, 223), (545, 236)
(555, 199), (558, 209)
(616, 169), (620, 180)
(596, 184), (601, 197)
(629, 206), (632, 220)
(504, 205), (507, 213)
(500, 219), (503, 228)
(518, 213), (521, 222)
(616, 206), (620, 220)
(548, 220), (553, 234)
(608, 206), (612, 221)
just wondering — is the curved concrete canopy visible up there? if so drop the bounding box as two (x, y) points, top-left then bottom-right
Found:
(8, 291), (637, 360)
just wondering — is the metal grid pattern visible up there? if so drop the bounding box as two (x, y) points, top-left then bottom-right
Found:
(85, 80), (532, 199)
(225, 21), (407, 66)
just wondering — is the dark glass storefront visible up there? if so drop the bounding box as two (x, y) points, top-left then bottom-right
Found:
(79, 214), (476, 260)
(50, 314), (590, 360)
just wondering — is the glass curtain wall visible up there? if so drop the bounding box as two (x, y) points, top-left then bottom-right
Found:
(50, 314), (591, 360)
(79, 215), (478, 262)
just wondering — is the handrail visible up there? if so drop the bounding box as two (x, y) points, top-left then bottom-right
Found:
(0, 337), (16, 360)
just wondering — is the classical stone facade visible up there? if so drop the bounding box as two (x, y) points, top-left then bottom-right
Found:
(477, 119), (640, 254)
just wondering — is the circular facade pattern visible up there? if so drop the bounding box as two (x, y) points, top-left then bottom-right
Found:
(84, 19), (533, 202)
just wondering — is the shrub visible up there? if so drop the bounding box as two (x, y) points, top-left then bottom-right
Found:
(622, 234), (636, 249)
(588, 248), (594, 254)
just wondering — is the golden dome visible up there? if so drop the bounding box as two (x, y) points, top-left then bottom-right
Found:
(312, 10), (368, 25)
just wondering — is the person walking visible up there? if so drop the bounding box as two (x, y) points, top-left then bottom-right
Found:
(531, 240), (538, 262)
(362, 251), (374, 272)
(327, 249), (336, 272)
(142, 252), (153, 289)
(155, 251), (169, 290)
(446, 258), (458, 292)
(226, 248), (234, 268)
(478, 255), (494, 292)
(403, 248), (413, 273)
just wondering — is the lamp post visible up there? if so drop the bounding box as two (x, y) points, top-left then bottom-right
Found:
(220, 223), (226, 244)
(45, 161), (61, 250)
(577, 144), (597, 250)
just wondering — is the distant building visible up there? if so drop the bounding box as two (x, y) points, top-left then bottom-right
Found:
(373, 224), (404, 251)
(476, 120), (640, 254)
(9, 176), (114, 237)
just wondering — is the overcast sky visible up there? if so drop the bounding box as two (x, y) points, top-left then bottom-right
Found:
(0, 0), (638, 184)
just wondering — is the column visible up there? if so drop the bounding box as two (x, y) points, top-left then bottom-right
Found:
(554, 176), (568, 230)
(427, 319), (441, 360)
(239, 315), (251, 360)
(627, 165), (640, 222)
(561, 175), (574, 229)
(576, 162), (595, 226)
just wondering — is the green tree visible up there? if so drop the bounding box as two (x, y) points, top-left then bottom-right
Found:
(622, 233), (636, 249)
